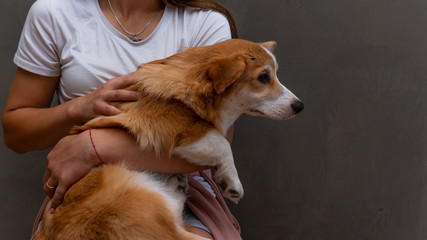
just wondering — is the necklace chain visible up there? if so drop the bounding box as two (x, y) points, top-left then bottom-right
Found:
(107, 0), (158, 42)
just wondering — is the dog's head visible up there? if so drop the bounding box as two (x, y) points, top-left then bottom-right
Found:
(207, 39), (304, 121)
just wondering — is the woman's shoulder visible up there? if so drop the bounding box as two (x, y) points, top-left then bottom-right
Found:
(29, 0), (95, 20)
(26, 0), (52, 19)
(30, 0), (69, 13)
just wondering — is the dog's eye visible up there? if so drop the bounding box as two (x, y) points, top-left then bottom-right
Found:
(257, 73), (270, 84)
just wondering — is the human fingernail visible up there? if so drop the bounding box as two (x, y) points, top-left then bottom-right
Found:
(50, 208), (55, 214)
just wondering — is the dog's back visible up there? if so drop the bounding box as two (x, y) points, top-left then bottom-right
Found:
(33, 165), (207, 240)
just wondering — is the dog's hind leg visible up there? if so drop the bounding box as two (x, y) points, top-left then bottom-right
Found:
(172, 129), (243, 204)
(70, 114), (127, 134)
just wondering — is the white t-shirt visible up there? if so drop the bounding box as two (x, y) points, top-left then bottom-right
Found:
(14, 0), (231, 103)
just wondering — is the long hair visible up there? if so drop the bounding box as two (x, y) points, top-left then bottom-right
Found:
(162, 0), (238, 38)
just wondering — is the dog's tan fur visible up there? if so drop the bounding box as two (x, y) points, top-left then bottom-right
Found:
(34, 165), (204, 240)
(34, 39), (302, 239)
(71, 39), (280, 157)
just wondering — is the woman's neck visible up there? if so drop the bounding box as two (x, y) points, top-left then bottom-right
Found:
(105, 0), (163, 19)
(99, 0), (165, 41)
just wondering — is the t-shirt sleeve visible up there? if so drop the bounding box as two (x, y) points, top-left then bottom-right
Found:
(14, 0), (61, 77)
(189, 10), (232, 47)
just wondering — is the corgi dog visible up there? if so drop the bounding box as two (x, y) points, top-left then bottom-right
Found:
(33, 39), (303, 239)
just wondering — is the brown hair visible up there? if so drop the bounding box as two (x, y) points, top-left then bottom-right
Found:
(162, 0), (238, 38)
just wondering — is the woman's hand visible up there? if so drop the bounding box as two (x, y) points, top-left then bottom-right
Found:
(43, 130), (100, 211)
(68, 72), (140, 123)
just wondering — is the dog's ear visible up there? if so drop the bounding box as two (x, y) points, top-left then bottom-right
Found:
(261, 41), (277, 53)
(208, 55), (246, 94)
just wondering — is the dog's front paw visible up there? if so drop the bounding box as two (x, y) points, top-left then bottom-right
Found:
(214, 171), (244, 204)
(168, 174), (189, 194)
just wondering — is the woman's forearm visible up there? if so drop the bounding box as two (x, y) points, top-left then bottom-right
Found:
(2, 100), (84, 153)
(90, 128), (210, 173)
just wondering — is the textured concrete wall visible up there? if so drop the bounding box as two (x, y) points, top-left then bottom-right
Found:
(1, 0), (426, 239)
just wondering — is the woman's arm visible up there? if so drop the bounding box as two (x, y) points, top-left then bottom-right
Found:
(43, 125), (234, 211)
(2, 68), (139, 153)
(44, 128), (210, 211)
(93, 128), (212, 173)
(44, 125), (235, 210)
(2, 68), (70, 152)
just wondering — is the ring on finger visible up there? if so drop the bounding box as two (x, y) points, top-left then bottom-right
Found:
(45, 182), (56, 189)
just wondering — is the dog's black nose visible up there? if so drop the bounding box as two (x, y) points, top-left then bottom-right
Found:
(291, 101), (304, 114)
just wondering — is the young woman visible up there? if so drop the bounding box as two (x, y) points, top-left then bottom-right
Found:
(2, 0), (241, 238)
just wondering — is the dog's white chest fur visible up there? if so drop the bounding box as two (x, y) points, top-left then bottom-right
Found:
(173, 129), (243, 202)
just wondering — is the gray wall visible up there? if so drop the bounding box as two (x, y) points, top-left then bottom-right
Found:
(1, 1), (50, 240)
(1, 0), (426, 239)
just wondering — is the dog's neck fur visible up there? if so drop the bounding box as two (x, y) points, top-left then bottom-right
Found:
(134, 61), (240, 136)
(218, 105), (241, 135)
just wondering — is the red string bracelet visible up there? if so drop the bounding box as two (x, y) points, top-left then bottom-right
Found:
(89, 129), (103, 165)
